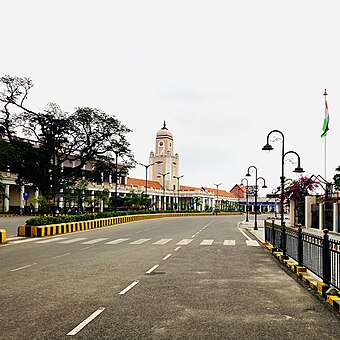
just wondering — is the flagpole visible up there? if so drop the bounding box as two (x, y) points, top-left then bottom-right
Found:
(323, 89), (328, 181)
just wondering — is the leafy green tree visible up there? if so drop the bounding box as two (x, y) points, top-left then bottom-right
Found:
(334, 166), (340, 191)
(0, 75), (135, 199)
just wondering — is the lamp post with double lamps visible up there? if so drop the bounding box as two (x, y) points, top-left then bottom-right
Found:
(173, 175), (184, 211)
(240, 178), (249, 222)
(262, 130), (304, 255)
(213, 183), (222, 215)
(138, 162), (154, 209)
(246, 166), (267, 230)
(158, 171), (170, 210)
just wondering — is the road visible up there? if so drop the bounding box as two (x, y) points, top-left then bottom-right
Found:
(1, 215), (339, 339)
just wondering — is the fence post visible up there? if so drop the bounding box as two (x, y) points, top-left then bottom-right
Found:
(322, 229), (331, 285)
(281, 221), (286, 255)
(297, 224), (303, 266)
(271, 218), (275, 248)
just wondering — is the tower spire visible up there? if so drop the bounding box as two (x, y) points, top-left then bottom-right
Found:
(163, 120), (167, 129)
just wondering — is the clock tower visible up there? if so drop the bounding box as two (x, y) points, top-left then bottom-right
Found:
(149, 121), (180, 190)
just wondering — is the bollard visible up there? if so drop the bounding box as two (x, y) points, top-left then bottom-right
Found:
(297, 224), (303, 266)
(322, 229), (331, 285)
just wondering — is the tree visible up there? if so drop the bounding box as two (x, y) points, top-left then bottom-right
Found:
(0, 75), (135, 199)
(334, 166), (340, 191)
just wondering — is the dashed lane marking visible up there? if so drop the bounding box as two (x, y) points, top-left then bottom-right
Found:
(163, 254), (172, 260)
(119, 280), (139, 295)
(67, 307), (105, 336)
(145, 265), (159, 274)
(11, 263), (37, 272)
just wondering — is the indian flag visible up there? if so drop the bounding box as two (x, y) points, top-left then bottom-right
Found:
(321, 96), (329, 138)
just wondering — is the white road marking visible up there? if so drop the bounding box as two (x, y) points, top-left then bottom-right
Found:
(81, 238), (109, 245)
(52, 252), (71, 259)
(129, 238), (151, 245)
(163, 254), (172, 260)
(6, 236), (22, 241)
(11, 263), (37, 272)
(192, 235), (196, 238)
(146, 265), (159, 274)
(238, 227), (252, 241)
(10, 238), (39, 244)
(223, 240), (236, 246)
(105, 238), (130, 244)
(246, 240), (260, 247)
(174, 246), (181, 251)
(200, 239), (214, 245)
(80, 246), (93, 251)
(153, 239), (172, 245)
(35, 237), (68, 244)
(59, 238), (87, 244)
(67, 307), (105, 336)
(176, 239), (193, 245)
(119, 280), (139, 295)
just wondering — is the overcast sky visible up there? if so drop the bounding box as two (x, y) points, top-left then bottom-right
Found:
(2, 0), (339, 195)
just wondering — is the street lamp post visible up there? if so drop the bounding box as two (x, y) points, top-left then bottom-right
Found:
(213, 183), (221, 215)
(241, 178), (249, 222)
(138, 162), (154, 209)
(173, 175), (184, 212)
(246, 166), (267, 230)
(113, 151), (119, 213)
(158, 171), (170, 210)
(262, 130), (304, 254)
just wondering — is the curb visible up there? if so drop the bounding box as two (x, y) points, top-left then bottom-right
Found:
(263, 241), (340, 315)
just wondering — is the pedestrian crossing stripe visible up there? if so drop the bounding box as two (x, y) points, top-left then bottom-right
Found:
(11, 237), (261, 247)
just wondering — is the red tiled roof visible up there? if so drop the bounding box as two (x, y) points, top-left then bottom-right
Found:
(127, 177), (162, 189)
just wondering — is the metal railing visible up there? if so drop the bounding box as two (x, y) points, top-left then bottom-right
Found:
(265, 219), (340, 290)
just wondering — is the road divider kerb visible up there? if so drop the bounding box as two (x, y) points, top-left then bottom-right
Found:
(263, 240), (340, 314)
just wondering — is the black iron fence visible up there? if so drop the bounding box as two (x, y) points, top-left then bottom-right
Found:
(265, 219), (340, 290)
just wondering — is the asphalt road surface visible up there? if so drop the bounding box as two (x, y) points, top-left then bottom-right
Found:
(1, 215), (340, 339)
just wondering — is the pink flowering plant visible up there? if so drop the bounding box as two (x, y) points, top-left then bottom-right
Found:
(283, 176), (319, 203)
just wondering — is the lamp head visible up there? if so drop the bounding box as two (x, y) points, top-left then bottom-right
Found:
(293, 166), (304, 173)
(262, 184), (268, 189)
(246, 172), (250, 177)
(262, 143), (273, 151)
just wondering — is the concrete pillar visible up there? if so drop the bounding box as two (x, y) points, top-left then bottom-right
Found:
(319, 203), (324, 230)
(334, 202), (339, 233)
(34, 188), (39, 212)
(20, 185), (25, 213)
(305, 195), (316, 229)
(289, 199), (295, 226)
(4, 185), (10, 212)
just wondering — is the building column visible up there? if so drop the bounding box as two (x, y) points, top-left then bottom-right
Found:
(333, 202), (339, 233)
(4, 185), (10, 212)
(19, 186), (25, 214)
(34, 188), (39, 212)
(305, 195), (316, 229)
(319, 203), (324, 230)
(289, 199), (295, 226)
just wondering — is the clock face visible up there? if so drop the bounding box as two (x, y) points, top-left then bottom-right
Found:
(169, 142), (172, 147)
(159, 141), (164, 147)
